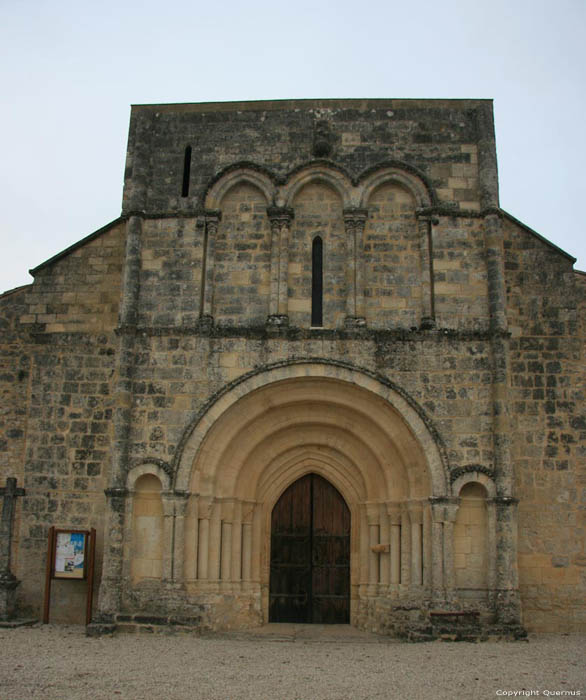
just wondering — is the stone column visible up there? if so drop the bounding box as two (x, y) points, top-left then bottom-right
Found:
(442, 502), (460, 602)
(161, 492), (175, 582)
(387, 505), (401, 587)
(416, 213), (436, 329)
(241, 522), (252, 585)
(197, 498), (211, 580)
(408, 503), (423, 586)
(220, 501), (234, 586)
(172, 491), (188, 584)
(98, 210), (142, 621)
(429, 497), (459, 605)
(359, 504), (369, 598)
(343, 208), (368, 329)
(367, 502), (380, 595)
(400, 504), (411, 589)
(266, 207), (294, 327)
(208, 500), (222, 583)
(379, 503), (390, 587)
(200, 211), (221, 328)
(251, 504), (262, 583)
(231, 501), (243, 586)
(423, 503), (432, 589)
(268, 216), (280, 317)
(486, 498), (497, 593)
(0, 478), (25, 620)
(184, 495), (199, 581)
(241, 501), (254, 590)
(493, 496), (522, 625)
(97, 488), (128, 618)
(484, 211), (513, 493)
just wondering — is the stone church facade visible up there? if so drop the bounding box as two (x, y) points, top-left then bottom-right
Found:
(1, 99), (584, 637)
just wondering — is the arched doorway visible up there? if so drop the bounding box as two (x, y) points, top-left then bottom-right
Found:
(269, 473), (350, 624)
(172, 362), (449, 631)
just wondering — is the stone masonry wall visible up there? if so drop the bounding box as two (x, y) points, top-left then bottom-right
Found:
(23, 220), (125, 333)
(1, 223), (125, 621)
(503, 218), (585, 632)
(0, 287), (31, 599)
(1, 100), (583, 633)
(127, 331), (494, 488)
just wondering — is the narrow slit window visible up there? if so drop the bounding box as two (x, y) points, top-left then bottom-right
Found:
(181, 145), (192, 197)
(311, 236), (323, 327)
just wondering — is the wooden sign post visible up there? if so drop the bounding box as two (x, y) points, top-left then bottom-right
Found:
(43, 527), (96, 625)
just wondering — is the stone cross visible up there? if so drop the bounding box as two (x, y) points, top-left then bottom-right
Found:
(0, 477), (25, 620)
(0, 477), (25, 577)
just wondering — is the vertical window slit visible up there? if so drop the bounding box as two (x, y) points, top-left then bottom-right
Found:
(311, 236), (323, 327)
(181, 145), (192, 197)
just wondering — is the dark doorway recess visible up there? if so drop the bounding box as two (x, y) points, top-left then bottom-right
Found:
(269, 473), (350, 623)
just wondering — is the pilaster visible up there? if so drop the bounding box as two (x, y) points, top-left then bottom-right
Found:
(200, 211), (221, 328)
(343, 208), (368, 329)
(266, 207), (294, 328)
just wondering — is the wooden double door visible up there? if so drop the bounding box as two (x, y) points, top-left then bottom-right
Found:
(269, 473), (350, 624)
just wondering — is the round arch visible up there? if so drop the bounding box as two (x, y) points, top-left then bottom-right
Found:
(171, 361), (453, 626)
(174, 360), (449, 498)
(278, 164), (353, 208)
(358, 165), (433, 209)
(204, 166), (275, 209)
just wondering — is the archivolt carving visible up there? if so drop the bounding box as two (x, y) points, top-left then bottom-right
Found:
(358, 164), (433, 208)
(278, 163), (353, 208)
(172, 359), (449, 498)
(451, 468), (496, 498)
(204, 164), (276, 209)
(127, 460), (173, 491)
(202, 160), (436, 213)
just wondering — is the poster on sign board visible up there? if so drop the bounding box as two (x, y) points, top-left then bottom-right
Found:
(54, 531), (87, 579)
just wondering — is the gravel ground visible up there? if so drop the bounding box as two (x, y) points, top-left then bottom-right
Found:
(0, 624), (583, 700)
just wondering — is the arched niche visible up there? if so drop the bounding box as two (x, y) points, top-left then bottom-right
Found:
(363, 181), (420, 329)
(213, 180), (272, 326)
(278, 164), (352, 209)
(130, 473), (164, 585)
(204, 167), (275, 210)
(288, 181), (345, 328)
(454, 482), (490, 593)
(357, 166), (433, 210)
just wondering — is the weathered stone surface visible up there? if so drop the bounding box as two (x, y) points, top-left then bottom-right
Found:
(0, 99), (583, 635)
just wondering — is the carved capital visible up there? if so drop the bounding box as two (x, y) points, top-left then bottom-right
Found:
(343, 207), (368, 233)
(490, 496), (519, 507)
(204, 210), (222, 236)
(429, 496), (460, 523)
(266, 314), (289, 328)
(104, 487), (129, 500)
(344, 316), (367, 330)
(266, 207), (294, 228)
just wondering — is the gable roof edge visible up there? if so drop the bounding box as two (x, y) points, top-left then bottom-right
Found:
(29, 217), (126, 276)
(500, 209), (577, 263)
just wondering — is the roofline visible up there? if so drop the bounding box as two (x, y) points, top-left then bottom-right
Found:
(130, 97), (494, 113)
(0, 283), (32, 300)
(29, 217), (125, 276)
(500, 210), (577, 263)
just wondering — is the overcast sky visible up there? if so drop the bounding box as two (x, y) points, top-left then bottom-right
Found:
(1, 0), (584, 294)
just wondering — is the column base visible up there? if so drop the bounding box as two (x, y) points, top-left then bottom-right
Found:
(266, 314), (289, 328)
(0, 571), (20, 621)
(197, 315), (214, 332)
(344, 316), (367, 330)
(494, 588), (523, 626)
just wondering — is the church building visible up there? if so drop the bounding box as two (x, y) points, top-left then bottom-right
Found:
(1, 99), (584, 638)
